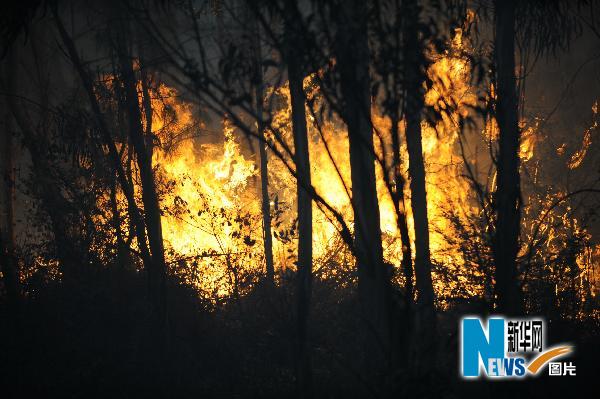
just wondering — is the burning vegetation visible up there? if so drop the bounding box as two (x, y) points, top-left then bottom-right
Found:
(0, 0), (598, 397)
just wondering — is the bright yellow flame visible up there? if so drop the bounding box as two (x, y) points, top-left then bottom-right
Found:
(91, 34), (595, 312)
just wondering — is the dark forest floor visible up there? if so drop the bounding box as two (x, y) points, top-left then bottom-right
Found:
(0, 267), (597, 398)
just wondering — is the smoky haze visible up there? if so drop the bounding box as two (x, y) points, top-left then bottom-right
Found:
(0, 0), (598, 397)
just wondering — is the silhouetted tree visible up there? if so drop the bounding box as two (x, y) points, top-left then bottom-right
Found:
(116, 29), (169, 335)
(51, 4), (168, 337)
(283, 1), (314, 395)
(491, 0), (582, 315)
(251, 12), (276, 287)
(0, 112), (19, 319)
(492, 0), (522, 315)
(333, 0), (391, 371)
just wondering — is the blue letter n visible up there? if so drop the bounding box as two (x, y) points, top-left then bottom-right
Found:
(462, 318), (504, 377)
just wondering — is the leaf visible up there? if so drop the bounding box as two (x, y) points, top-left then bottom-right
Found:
(243, 236), (256, 246)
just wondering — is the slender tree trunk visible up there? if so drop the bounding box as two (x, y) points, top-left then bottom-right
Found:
(140, 53), (154, 158)
(252, 19), (275, 287)
(0, 115), (20, 317)
(403, 0), (437, 374)
(390, 112), (414, 305)
(109, 169), (129, 268)
(51, 9), (153, 273)
(118, 45), (168, 331)
(336, 0), (390, 369)
(285, 5), (313, 394)
(404, 0), (434, 314)
(386, 109), (415, 369)
(257, 104), (275, 286)
(493, 0), (522, 315)
(3, 59), (77, 276)
(0, 110), (21, 392)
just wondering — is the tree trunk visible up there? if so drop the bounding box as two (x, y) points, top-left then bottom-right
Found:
(253, 19), (275, 287)
(404, 0), (434, 314)
(336, 0), (390, 368)
(391, 112), (414, 305)
(4, 61), (79, 277)
(51, 9), (153, 273)
(403, 0), (437, 374)
(140, 52), (154, 158)
(285, 5), (313, 394)
(0, 115), (20, 318)
(493, 0), (523, 315)
(109, 169), (129, 268)
(118, 46), (168, 330)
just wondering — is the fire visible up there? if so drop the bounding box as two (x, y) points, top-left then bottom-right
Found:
(567, 100), (597, 169)
(136, 38), (480, 299)
(88, 33), (595, 309)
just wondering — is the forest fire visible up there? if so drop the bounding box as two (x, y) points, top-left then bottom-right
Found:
(0, 0), (598, 397)
(142, 48), (473, 298)
(142, 31), (502, 304)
